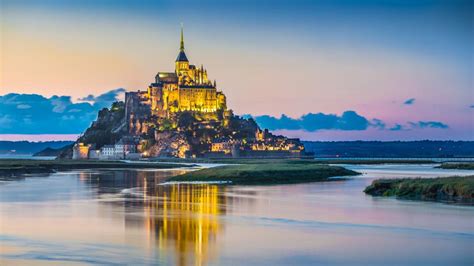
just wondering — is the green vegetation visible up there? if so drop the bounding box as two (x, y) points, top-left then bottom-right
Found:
(364, 176), (474, 204)
(0, 159), (190, 179)
(167, 162), (359, 185)
(152, 158), (317, 164)
(436, 162), (474, 170)
(148, 157), (436, 165)
(313, 159), (436, 164)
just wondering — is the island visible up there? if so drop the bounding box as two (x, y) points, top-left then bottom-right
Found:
(166, 160), (359, 185)
(364, 176), (474, 204)
(60, 28), (309, 161)
(436, 162), (474, 170)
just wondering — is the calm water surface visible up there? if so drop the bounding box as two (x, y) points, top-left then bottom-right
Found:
(0, 164), (473, 265)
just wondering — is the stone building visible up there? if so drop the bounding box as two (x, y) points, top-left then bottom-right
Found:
(99, 145), (115, 160)
(98, 137), (139, 160)
(125, 26), (227, 135)
(69, 27), (308, 159)
(72, 143), (90, 160)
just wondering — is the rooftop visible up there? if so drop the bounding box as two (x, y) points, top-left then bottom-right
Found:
(176, 50), (189, 62)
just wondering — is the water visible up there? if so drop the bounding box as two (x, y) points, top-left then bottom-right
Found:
(0, 165), (473, 265)
(0, 154), (56, 160)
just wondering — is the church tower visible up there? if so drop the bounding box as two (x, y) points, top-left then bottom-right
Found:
(175, 25), (189, 76)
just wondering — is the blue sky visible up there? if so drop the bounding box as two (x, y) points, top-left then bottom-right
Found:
(1, 0), (472, 140)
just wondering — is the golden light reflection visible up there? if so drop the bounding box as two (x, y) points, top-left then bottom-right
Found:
(143, 184), (224, 266)
(81, 170), (226, 266)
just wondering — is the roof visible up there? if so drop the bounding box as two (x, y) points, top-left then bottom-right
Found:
(176, 50), (189, 62)
(179, 84), (215, 89)
(156, 72), (178, 83)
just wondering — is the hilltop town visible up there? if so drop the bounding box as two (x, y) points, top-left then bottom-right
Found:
(66, 28), (306, 160)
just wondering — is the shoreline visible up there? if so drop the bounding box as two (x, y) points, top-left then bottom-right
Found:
(0, 159), (193, 180)
(436, 162), (474, 170)
(364, 176), (474, 205)
(167, 162), (360, 185)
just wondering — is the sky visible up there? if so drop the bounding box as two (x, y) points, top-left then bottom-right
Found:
(1, 0), (473, 141)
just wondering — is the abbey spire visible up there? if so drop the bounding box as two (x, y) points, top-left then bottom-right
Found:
(180, 24), (185, 51)
(176, 24), (188, 63)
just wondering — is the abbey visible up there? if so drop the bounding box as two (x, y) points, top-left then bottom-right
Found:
(125, 27), (228, 135)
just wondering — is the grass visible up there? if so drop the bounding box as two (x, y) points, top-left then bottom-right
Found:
(314, 159), (437, 164)
(436, 162), (474, 170)
(150, 158), (318, 165)
(364, 176), (474, 204)
(0, 159), (190, 179)
(167, 162), (359, 185)
(148, 157), (438, 165)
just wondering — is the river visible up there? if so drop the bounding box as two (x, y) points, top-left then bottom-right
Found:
(0, 164), (473, 265)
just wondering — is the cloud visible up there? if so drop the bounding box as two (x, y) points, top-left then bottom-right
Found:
(389, 124), (405, 131)
(78, 88), (126, 108)
(79, 94), (95, 102)
(403, 98), (415, 105)
(249, 112), (449, 133)
(251, 111), (371, 132)
(0, 89), (125, 134)
(0, 90), (452, 135)
(408, 121), (449, 129)
(17, 104), (31, 109)
(370, 119), (386, 130)
(51, 95), (72, 113)
(470, 104), (474, 108)
(389, 121), (449, 131)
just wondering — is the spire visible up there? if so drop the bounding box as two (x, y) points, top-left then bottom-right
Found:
(176, 23), (189, 62)
(180, 23), (184, 51)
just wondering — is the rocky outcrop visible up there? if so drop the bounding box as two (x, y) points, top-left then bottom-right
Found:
(63, 97), (307, 159)
(58, 102), (126, 159)
(150, 131), (190, 158)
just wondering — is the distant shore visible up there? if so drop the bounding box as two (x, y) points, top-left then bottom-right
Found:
(0, 159), (191, 180)
(364, 176), (474, 205)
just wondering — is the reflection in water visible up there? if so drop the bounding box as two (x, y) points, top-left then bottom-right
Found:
(152, 185), (223, 266)
(86, 170), (226, 266)
(2, 165), (473, 265)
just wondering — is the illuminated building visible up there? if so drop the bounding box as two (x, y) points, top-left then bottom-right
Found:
(72, 143), (91, 159)
(125, 26), (227, 132)
(77, 26), (308, 159)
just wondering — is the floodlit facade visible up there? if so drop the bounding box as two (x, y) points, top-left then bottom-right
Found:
(125, 26), (227, 134)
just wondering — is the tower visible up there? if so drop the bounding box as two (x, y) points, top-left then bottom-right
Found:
(175, 25), (189, 75)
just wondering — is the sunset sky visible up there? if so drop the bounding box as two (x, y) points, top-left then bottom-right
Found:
(1, 0), (473, 141)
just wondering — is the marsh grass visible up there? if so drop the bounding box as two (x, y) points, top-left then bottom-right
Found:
(0, 159), (188, 178)
(168, 163), (359, 185)
(364, 176), (474, 204)
(436, 162), (474, 170)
